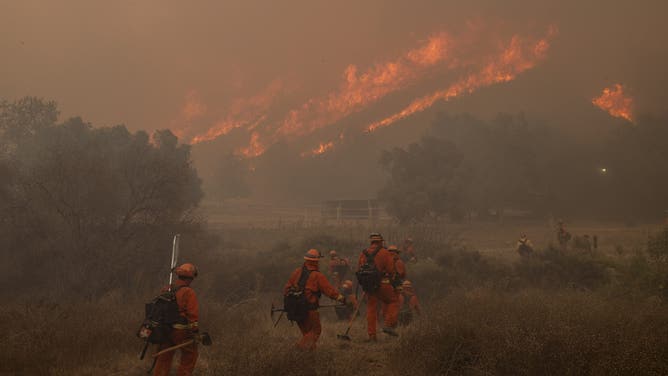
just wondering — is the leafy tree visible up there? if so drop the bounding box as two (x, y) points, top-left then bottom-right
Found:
(379, 137), (466, 223)
(0, 97), (203, 293)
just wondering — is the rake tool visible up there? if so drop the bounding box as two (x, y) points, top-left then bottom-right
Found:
(337, 292), (365, 341)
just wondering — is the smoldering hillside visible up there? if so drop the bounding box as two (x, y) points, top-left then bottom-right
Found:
(2, 1), (668, 375)
(2, 1), (668, 205)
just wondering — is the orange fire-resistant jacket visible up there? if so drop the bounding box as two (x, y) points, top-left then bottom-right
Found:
(400, 292), (420, 315)
(393, 254), (406, 280)
(358, 245), (396, 277)
(329, 257), (350, 274)
(165, 278), (199, 330)
(284, 261), (341, 306)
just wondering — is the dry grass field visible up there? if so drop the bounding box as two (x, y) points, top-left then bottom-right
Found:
(2, 217), (668, 375)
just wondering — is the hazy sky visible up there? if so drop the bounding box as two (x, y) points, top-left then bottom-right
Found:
(2, 0), (667, 140)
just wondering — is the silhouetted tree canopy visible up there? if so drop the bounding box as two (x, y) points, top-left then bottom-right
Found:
(380, 112), (668, 222)
(0, 97), (203, 294)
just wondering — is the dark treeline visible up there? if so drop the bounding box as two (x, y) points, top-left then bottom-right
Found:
(0, 97), (204, 297)
(380, 112), (668, 223)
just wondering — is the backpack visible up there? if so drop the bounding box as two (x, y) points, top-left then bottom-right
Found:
(284, 266), (312, 323)
(390, 256), (404, 288)
(137, 286), (186, 344)
(356, 248), (382, 293)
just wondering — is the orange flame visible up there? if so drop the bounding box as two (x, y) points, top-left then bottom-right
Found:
(170, 90), (207, 140)
(276, 33), (453, 138)
(367, 32), (554, 132)
(188, 79), (284, 144)
(301, 141), (335, 157)
(592, 84), (634, 122)
(236, 131), (265, 158)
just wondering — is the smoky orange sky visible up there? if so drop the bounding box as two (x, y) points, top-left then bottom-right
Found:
(2, 0), (667, 137)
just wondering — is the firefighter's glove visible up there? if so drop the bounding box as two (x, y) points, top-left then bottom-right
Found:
(336, 294), (346, 304)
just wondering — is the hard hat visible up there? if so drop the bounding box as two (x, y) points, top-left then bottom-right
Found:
(342, 280), (353, 290)
(369, 232), (384, 242)
(329, 250), (338, 257)
(388, 245), (400, 253)
(402, 280), (412, 288)
(304, 249), (323, 261)
(175, 263), (198, 279)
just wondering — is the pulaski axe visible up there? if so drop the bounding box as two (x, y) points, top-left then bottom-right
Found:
(271, 301), (346, 327)
(151, 332), (212, 358)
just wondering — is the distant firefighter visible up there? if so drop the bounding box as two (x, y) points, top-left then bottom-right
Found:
(398, 280), (420, 326)
(334, 280), (358, 321)
(556, 220), (572, 248)
(401, 237), (417, 262)
(574, 234), (592, 252)
(516, 234), (535, 257)
(328, 250), (350, 288)
(382, 245), (406, 324)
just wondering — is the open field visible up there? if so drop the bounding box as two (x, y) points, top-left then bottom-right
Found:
(3, 216), (668, 375)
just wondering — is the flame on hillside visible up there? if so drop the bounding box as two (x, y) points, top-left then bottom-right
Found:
(592, 84), (634, 122)
(367, 31), (554, 132)
(175, 24), (556, 159)
(188, 80), (284, 144)
(276, 33), (453, 138)
(301, 141), (335, 157)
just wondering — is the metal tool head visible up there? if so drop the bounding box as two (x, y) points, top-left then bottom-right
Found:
(336, 334), (352, 341)
(168, 234), (180, 289)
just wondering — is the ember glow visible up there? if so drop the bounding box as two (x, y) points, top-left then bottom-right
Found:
(592, 84), (634, 122)
(171, 90), (207, 140)
(367, 32), (554, 132)
(301, 141), (335, 157)
(236, 131), (265, 158)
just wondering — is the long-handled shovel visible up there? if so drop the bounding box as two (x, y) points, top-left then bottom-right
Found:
(337, 292), (365, 341)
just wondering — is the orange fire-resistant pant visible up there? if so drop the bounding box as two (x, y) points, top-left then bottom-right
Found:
(153, 329), (198, 376)
(366, 283), (399, 338)
(297, 310), (322, 350)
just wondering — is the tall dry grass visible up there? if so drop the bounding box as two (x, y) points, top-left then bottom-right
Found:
(2, 225), (668, 375)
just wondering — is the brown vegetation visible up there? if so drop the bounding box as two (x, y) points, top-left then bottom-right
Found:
(3, 225), (668, 375)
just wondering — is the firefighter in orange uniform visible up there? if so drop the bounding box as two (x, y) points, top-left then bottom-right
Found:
(402, 237), (417, 262)
(382, 245), (406, 323)
(398, 280), (421, 326)
(328, 250), (350, 288)
(358, 233), (400, 340)
(335, 279), (358, 321)
(284, 249), (345, 350)
(154, 263), (199, 376)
